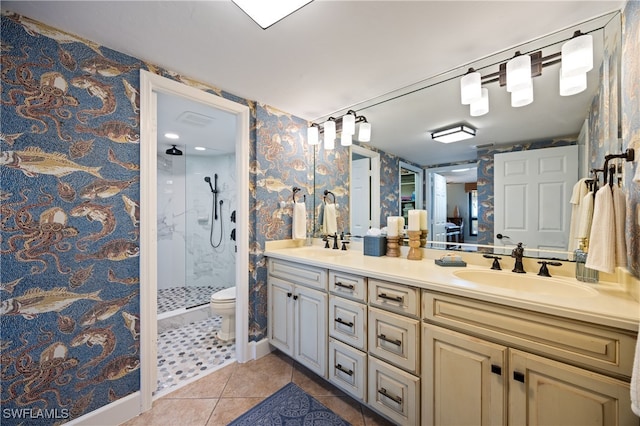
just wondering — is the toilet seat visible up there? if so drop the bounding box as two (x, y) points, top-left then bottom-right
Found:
(211, 287), (236, 302)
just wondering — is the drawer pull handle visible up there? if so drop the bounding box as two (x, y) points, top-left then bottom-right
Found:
(335, 317), (354, 328)
(335, 281), (355, 290)
(491, 364), (502, 376)
(378, 387), (402, 405)
(335, 363), (353, 376)
(378, 334), (402, 346)
(513, 371), (525, 383)
(379, 293), (403, 303)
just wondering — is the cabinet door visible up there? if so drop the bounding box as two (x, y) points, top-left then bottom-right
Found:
(509, 349), (638, 426)
(295, 285), (328, 378)
(267, 276), (294, 356)
(423, 324), (507, 426)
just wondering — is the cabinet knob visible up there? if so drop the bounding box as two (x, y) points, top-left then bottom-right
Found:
(293, 295), (298, 300)
(513, 371), (525, 383)
(287, 292), (292, 298)
(491, 364), (502, 376)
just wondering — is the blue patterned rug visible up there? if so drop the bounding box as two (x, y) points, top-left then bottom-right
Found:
(227, 382), (351, 425)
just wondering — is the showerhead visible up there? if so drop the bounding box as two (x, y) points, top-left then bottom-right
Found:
(204, 176), (214, 193)
(166, 145), (183, 156)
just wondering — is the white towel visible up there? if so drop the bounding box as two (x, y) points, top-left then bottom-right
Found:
(632, 330), (640, 416)
(568, 179), (590, 252)
(585, 185), (616, 273)
(292, 201), (306, 240)
(577, 192), (594, 243)
(612, 185), (627, 268)
(323, 203), (337, 236)
(634, 157), (640, 183)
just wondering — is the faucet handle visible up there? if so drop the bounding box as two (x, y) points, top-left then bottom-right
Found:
(483, 254), (502, 270)
(537, 261), (562, 277)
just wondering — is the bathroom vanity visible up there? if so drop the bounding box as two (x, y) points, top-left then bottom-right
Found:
(265, 243), (639, 426)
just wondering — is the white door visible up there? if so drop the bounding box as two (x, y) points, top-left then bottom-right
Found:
(267, 276), (294, 356)
(494, 145), (578, 258)
(430, 172), (448, 245)
(295, 285), (327, 378)
(351, 157), (371, 237)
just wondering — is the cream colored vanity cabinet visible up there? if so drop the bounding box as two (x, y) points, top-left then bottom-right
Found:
(267, 259), (328, 378)
(422, 291), (639, 426)
(368, 279), (421, 425)
(328, 271), (368, 401)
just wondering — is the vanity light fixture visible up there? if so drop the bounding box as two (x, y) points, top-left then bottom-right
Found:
(432, 125), (476, 143)
(459, 29), (593, 114)
(232, 0), (313, 29)
(307, 110), (371, 149)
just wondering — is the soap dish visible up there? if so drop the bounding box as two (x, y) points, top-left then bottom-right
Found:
(435, 259), (467, 267)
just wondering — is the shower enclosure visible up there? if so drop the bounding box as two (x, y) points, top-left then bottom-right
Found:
(156, 92), (237, 317)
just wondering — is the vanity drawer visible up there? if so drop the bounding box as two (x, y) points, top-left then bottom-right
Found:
(329, 271), (367, 302)
(369, 307), (420, 374)
(268, 259), (327, 291)
(369, 279), (419, 318)
(329, 338), (367, 402)
(368, 356), (420, 426)
(329, 297), (367, 350)
(422, 292), (637, 379)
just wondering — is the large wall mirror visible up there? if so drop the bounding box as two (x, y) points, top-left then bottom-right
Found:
(313, 11), (621, 260)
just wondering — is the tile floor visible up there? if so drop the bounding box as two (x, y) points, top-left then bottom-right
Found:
(156, 316), (235, 393)
(158, 286), (225, 314)
(122, 351), (396, 426)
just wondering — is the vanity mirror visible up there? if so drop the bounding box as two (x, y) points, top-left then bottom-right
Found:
(312, 10), (622, 260)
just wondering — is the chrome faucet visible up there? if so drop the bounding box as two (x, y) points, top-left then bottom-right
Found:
(511, 242), (526, 273)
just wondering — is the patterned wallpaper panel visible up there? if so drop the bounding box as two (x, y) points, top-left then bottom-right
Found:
(0, 10), (310, 423)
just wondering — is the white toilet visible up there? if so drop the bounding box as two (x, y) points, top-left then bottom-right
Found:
(210, 287), (236, 341)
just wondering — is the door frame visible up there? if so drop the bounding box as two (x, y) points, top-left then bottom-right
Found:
(350, 145), (380, 230)
(139, 70), (250, 411)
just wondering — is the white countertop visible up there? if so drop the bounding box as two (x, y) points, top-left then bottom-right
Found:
(265, 244), (640, 333)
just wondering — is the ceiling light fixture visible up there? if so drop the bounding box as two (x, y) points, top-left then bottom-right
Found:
(165, 132), (180, 139)
(307, 110), (371, 149)
(432, 125), (476, 144)
(458, 29), (593, 114)
(195, 146), (206, 151)
(232, 0), (313, 29)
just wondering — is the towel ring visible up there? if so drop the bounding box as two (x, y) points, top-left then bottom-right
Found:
(292, 187), (305, 203)
(324, 190), (335, 203)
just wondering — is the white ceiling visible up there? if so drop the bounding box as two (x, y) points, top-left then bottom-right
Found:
(3, 0), (625, 172)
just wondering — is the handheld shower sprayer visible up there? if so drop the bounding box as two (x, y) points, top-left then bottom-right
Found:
(205, 174), (223, 248)
(204, 176), (215, 193)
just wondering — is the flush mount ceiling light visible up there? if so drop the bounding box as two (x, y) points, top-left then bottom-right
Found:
(432, 125), (476, 144)
(232, 0), (313, 29)
(164, 132), (180, 140)
(307, 110), (371, 149)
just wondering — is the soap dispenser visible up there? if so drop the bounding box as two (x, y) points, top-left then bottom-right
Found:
(575, 239), (599, 283)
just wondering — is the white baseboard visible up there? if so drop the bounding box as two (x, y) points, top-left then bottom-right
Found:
(67, 391), (141, 426)
(247, 338), (272, 361)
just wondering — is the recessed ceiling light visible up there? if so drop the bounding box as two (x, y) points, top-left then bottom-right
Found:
(165, 133), (180, 140)
(232, 0), (313, 29)
(195, 147), (206, 151)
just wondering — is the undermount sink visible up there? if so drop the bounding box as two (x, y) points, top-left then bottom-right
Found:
(452, 270), (598, 298)
(300, 246), (349, 257)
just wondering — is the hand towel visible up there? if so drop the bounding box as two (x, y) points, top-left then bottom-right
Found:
(323, 203), (337, 236)
(612, 185), (627, 268)
(577, 191), (594, 243)
(568, 179), (590, 252)
(292, 201), (306, 240)
(632, 330), (640, 416)
(634, 158), (640, 183)
(585, 185), (615, 273)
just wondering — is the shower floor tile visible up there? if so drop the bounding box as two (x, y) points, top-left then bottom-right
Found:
(158, 285), (225, 314)
(156, 315), (236, 393)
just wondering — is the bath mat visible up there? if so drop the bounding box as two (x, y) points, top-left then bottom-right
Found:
(227, 382), (351, 425)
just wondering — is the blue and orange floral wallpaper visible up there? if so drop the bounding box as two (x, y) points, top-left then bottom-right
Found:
(0, 10), (310, 423)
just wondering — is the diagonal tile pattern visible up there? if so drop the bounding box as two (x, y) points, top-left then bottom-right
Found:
(123, 351), (395, 426)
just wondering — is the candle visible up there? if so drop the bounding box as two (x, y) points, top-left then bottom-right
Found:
(387, 217), (398, 236)
(408, 210), (420, 231)
(397, 216), (405, 234)
(419, 210), (428, 230)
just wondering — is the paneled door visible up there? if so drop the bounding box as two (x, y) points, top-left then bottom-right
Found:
(494, 145), (578, 257)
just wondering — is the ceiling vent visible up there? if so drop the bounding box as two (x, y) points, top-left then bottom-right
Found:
(176, 111), (216, 127)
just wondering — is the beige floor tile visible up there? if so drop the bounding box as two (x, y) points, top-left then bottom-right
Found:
(292, 363), (346, 397)
(221, 352), (293, 397)
(361, 405), (397, 426)
(120, 398), (217, 426)
(167, 362), (237, 399)
(205, 397), (264, 426)
(315, 395), (366, 426)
